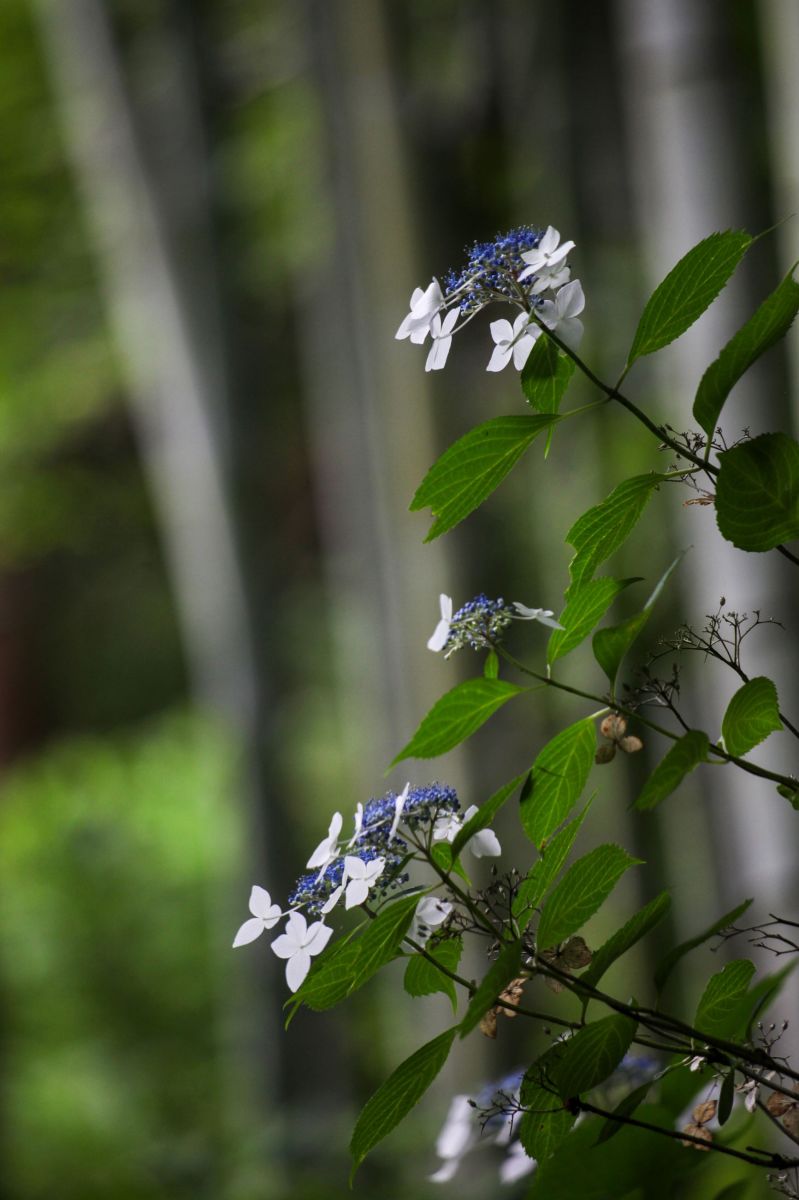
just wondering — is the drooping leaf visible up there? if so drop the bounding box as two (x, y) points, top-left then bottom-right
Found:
(512, 801), (592, 922)
(459, 940), (522, 1037)
(553, 1014), (637, 1100)
(715, 432), (799, 551)
(391, 678), (525, 765)
(635, 731), (709, 811)
(567, 474), (666, 584)
(721, 676), (782, 758)
(349, 1027), (457, 1180)
(537, 844), (642, 951)
(520, 719), (596, 848)
(547, 577), (640, 665)
(717, 1071), (735, 1127)
(291, 896), (419, 1013)
(520, 338), (576, 454)
(693, 266), (799, 436)
(654, 897), (753, 995)
(403, 937), (463, 1010)
(580, 891), (671, 997)
(519, 1043), (576, 1162)
(694, 959), (756, 1039)
(595, 1078), (655, 1145)
(449, 772), (527, 859)
(410, 415), (558, 541)
(627, 230), (751, 364)
(592, 555), (684, 690)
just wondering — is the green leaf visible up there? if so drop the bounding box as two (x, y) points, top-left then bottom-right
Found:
(654, 897), (753, 995)
(459, 940), (522, 1037)
(592, 554), (683, 690)
(513, 801), (592, 922)
(553, 1014), (637, 1099)
(391, 678), (525, 765)
(449, 772), (526, 859)
(520, 338), (576, 454)
(349, 1027), (457, 1180)
(547, 577), (640, 665)
(711, 1183), (751, 1200)
(537, 844), (642, 951)
(627, 230), (752, 364)
(519, 1043), (576, 1161)
(693, 266), (799, 436)
(735, 960), (796, 1041)
(717, 1071), (735, 1127)
(567, 475), (666, 585)
(595, 1079), (655, 1145)
(716, 432), (799, 551)
(403, 937), (462, 1010)
(580, 891), (671, 996)
(483, 649), (499, 679)
(722, 676), (782, 757)
(292, 896), (419, 1013)
(410, 415), (558, 541)
(694, 959), (756, 1039)
(635, 731), (709, 811)
(520, 719), (596, 848)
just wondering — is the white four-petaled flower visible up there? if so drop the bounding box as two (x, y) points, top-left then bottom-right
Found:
(537, 280), (585, 351)
(396, 279), (444, 343)
(427, 594), (453, 652)
(410, 895), (453, 946)
(232, 885), (283, 947)
(432, 805), (501, 857)
(513, 602), (564, 630)
(271, 911), (333, 992)
(343, 855), (386, 908)
(518, 226), (575, 285)
(306, 811), (343, 872)
(425, 308), (459, 372)
(486, 311), (540, 372)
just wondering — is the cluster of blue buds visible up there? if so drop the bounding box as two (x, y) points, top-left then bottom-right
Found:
(443, 227), (544, 314)
(441, 594), (514, 654)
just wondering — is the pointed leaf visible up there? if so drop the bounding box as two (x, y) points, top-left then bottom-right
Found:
(513, 801), (592, 923)
(521, 337), (576, 414)
(580, 891), (671, 995)
(403, 937), (463, 1010)
(695, 959), (756, 1039)
(553, 1014), (637, 1099)
(627, 230), (751, 364)
(349, 1027), (457, 1180)
(537, 844), (642, 951)
(694, 266), (799, 436)
(459, 940), (522, 1037)
(519, 1043), (576, 1161)
(717, 1071), (735, 1127)
(391, 678), (525, 764)
(520, 719), (595, 848)
(567, 475), (666, 584)
(716, 432), (799, 551)
(450, 772), (526, 858)
(595, 1079), (656, 1145)
(654, 897), (753, 995)
(721, 676), (782, 757)
(410, 415), (559, 541)
(547, 577), (641, 665)
(593, 555), (683, 689)
(635, 731), (709, 811)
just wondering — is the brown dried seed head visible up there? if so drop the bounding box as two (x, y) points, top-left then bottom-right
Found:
(681, 1123), (713, 1150)
(595, 743), (616, 764)
(498, 977), (526, 1011)
(559, 936), (593, 970)
(692, 1099), (717, 1125)
(766, 1092), (797, 1118)
(479, 1009), (498, 1039)
(783, 1106), (799, 1139)
(600, 714), (627, 739)
(619, 735), (643, 754)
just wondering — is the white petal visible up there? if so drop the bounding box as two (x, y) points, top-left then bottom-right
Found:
(427, 618), (451, 652)
(390, 783), (409, 840)
(305, 838), (332, 869)
(512, 311), (531, 335)
(558, 317), (584, 351)
(489, 318), (513, 345)
(347, 802), (364, 847)
(547, 240), (575, 267)
(435, 1095), (476, 1158)
(429, 1159), (462, 1184)
(512, 333), (537, 371)
(249, 885), (273, 918)
(366, 858), (385, 882)
(517, 264), (536, 282)
(232, 917), (265, 948)
(345, 878), (369, 909)
(344, 855), (367, 880)
(441, 594), (453, 621)
(536, 298), (557, 328)
(321, 885), (344, 915)
(440, 307), (459, 336)
(486, 343), (512, 372)
(409, 322), (431, 345)
(464, 805), (478, 820)
(425, 335), (452, 372)
(270, 931), (298, 959)
(305, 921), (334, 955)
(286, 949), (312, 992)
(469, 828), (502, 857)
(395, 313), (414, 340)
(540, 226), (559, 254)
(417, 897), (452, 927)
(556, 280), (585, 319)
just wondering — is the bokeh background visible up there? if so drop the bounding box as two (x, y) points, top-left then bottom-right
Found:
(1, 1), (798, 1197)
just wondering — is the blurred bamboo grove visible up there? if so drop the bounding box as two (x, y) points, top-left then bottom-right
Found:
(0, 1), (797, 1197)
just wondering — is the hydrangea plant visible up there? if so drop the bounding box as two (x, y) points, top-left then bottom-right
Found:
(236, 224), (799, 1198)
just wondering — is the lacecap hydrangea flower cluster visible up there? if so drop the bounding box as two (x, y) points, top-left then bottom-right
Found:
(396, 224), (584, 372)
(428, 593), (562, 657)
(233, 781), (502, 992)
